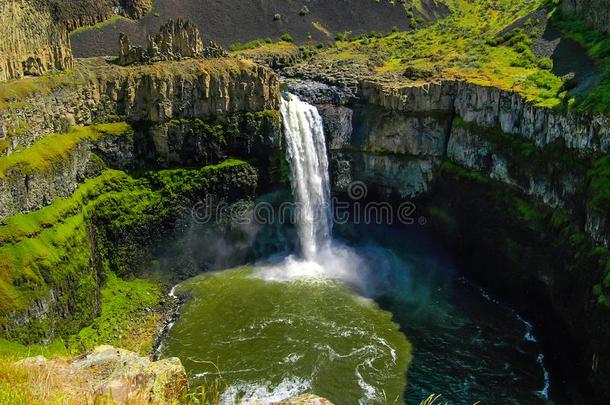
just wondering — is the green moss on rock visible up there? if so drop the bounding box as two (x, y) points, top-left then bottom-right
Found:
(0, 122), (133, 179)
(0, 158), (258, 344)
(588, 155), (610, 215)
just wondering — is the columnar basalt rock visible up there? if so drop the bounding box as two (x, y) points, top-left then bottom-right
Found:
(46, 0), (152, 31)
(0, 0), (73, 81)
(0, 58), (280, 155)
(361, 79), (610, 154)
(0, 0), (155, 82)
(118, 19), (228, 66)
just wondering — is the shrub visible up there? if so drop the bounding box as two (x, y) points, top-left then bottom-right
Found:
(538, 56), (553, 70)
(281, 33), (294, 43)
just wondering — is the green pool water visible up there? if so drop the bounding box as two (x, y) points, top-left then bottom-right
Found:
(158, 266), (412, 404)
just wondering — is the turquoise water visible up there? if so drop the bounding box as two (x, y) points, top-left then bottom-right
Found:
(157, 221), (551, 404)
(337, 223), (551, 404)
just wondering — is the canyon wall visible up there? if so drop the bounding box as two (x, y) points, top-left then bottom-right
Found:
(0, 0), (152, 82)
(293, 78), (610, 400)
(0, 57), (282, 343)
(0, 0), (72, 82)
(0, 58), (279, 155)
(0, 58), (280, 223)
(324, 79), (610, 246)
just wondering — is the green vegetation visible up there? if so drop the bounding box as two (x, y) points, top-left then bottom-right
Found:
(549, 4), (610, 114)
(68, 273), (164, 355)
(0, 156), (256, 343)
(588, 155), (610, 216)
(0, 122), (133, 179)
(68, 14), (134, 36)
(0, 273), (163, 357)
(452, 118), (588, 176)
(228, 37), (274, 52)
(323, 0), (553, 98)
(0, 68), (93, 110)
(0, 338), (68, 359)
(0, 357), (70, 405)
(242, 0), (610, 112)
(439, 160), (610, 308)
(280, 33), (295, 43)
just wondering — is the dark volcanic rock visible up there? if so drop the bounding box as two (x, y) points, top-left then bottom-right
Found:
(284, 79), (355, 105)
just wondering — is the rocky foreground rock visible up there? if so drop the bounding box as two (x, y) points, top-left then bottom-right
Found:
(18, 345), (334, 404)
(19, 345), (187, 403)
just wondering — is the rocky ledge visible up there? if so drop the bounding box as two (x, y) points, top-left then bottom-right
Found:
(18, 345), (187, 404)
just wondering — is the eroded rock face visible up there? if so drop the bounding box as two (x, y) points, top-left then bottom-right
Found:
(286, 80), (355, 105)
(0, 0), (154, 82)
(0, 140), (103, 224)
(0, 0), (72, 81)
(446, 124), (584, 212)
(0, 58), (280, 156)
(47, 0), (152, 31)
(362, 79), (610, 154)
(333, 151), (438, 199)
(314, 77), (610, 401)
(118, 19), (228, 66)
(19, 345), (188, 404)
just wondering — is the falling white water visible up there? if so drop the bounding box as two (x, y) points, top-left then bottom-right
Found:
(255, 93), (369, 289)
(280, 93), (333, 259)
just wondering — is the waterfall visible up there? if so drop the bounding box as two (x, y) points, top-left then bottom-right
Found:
(258, 93), (364, 286)
(280, 93), (332, 260)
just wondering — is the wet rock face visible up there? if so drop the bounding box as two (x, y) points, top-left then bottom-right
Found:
(333, 151), (438, 199)
(351, 105), (450, 158)
(285, 80), (355, 105)
(118, 19), (228, 66)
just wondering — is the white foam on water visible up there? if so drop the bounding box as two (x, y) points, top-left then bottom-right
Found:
(253, 243), (370, 290)
(464, 278), (551, 401)
(281, 353), (304, 364)
(355, 362), (381, 404)
(220, 377), (311, 405)
(536, 353), (551, 400)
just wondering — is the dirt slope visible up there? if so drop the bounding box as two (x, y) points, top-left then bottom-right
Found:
(70, 0), (447, 57)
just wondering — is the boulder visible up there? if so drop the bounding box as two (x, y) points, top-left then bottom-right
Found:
(18, 345), (188, 404)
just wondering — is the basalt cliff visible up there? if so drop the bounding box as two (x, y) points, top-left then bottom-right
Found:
(0, 0), (152, 82)
(287, 76), (610, 401)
